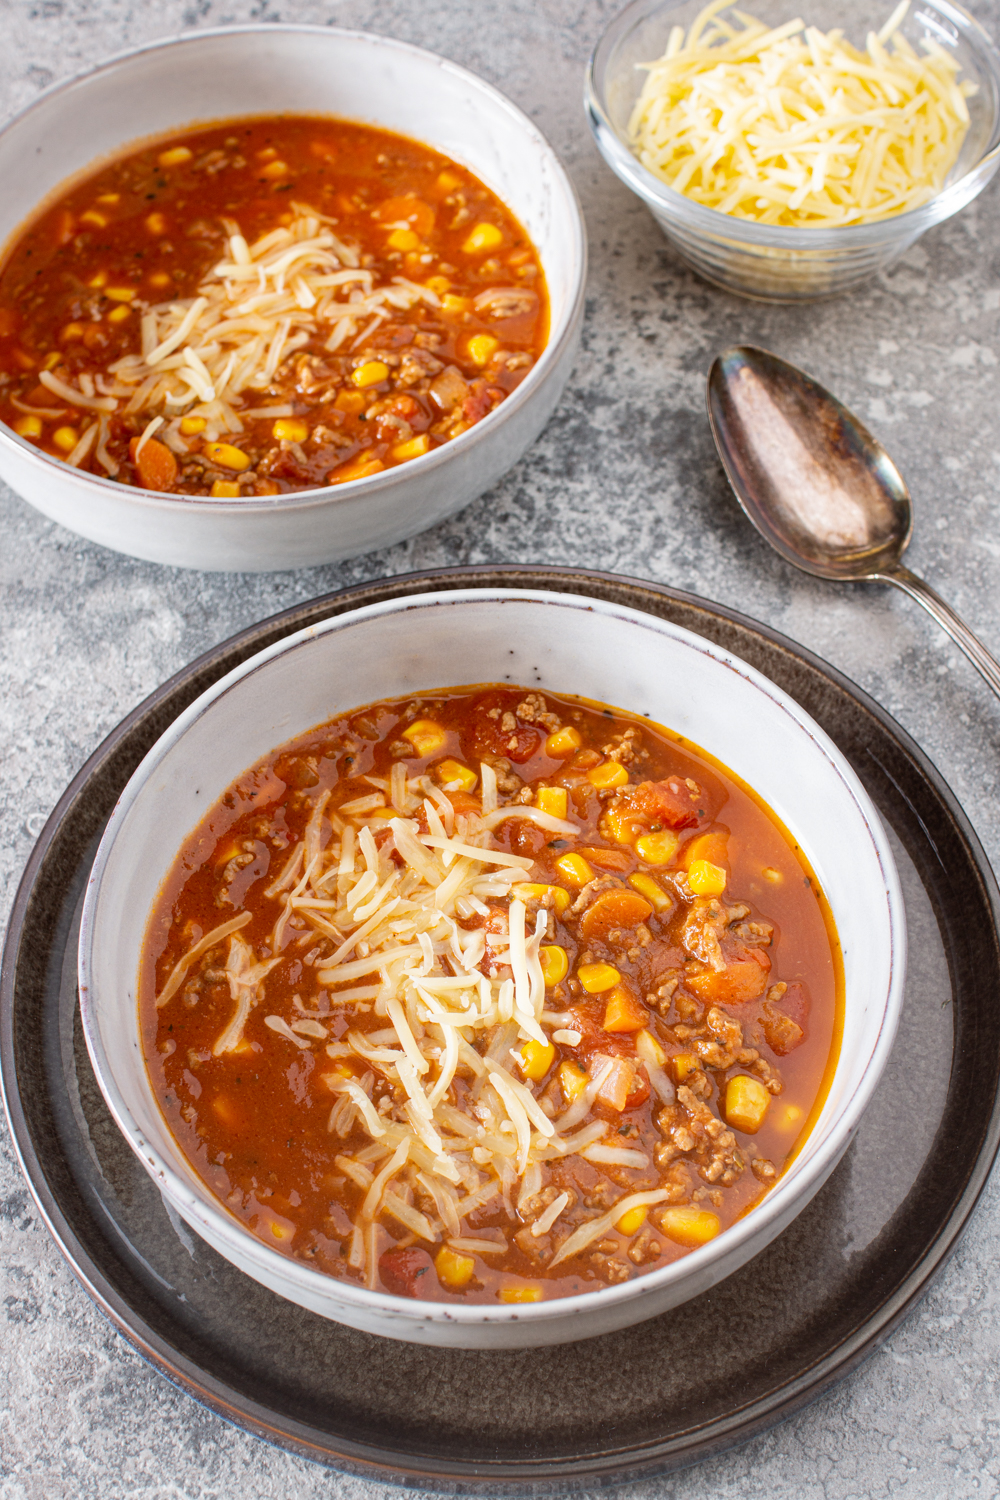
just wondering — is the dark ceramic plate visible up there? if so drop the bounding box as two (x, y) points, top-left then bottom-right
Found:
(3, 566), (1000, 1495)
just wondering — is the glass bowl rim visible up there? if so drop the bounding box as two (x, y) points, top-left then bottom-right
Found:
(586, 0), (1000, 249)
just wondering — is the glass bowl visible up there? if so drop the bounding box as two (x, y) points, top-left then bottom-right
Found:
(586, 0), (1000, 300)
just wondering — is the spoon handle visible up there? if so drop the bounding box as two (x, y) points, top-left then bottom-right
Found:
(872, 563), (1000, 702)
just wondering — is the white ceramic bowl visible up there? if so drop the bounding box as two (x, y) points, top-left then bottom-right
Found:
(79, 588), (906, 1348)
(0, 29), (585, 571)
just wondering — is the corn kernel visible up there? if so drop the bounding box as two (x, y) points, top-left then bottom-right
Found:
(615, 1204), (648, 1236)
(435, 1246), (475, 1288)
(148, 272), (171, 289)
(146, 213), (168, 236)
(426, 275), (451, 295)
(107, 305), (131, 323)
(89, 272), (108, 288)
(688, 859), (727, 896)
(517, 882), (571, 916)
(466, 333), (499, 367)
(518, 1038), (556, 1082)
(210, 480), (241, 498)
(59, 322), (85, 342)
(351, 360), (390, 388)
(14, 415), (42, 439)
(386, 226), (421, 252)
(636, 830), (680, 866)
(52, 426), (79, 453)
(498, 1284), (542, 1303)
(159, 146), (193, 167)
(578, 962), (620, 994)
(762, 866), (782, 883)
(545, 725), (581, 756)
(725, 1075), (771, 1134)
(266, 1216), (295, 1241)
(436, 170), (462, 192)
(657, 1206), (720, 1248)
(401, 719), (447, 757)
(588, 761), (629, 790)
(273, 418), (309, 443)
(41, 353), (60, 370)
(436, 758), (477, 792)
(212, 1095), (240, 1127)
(555, 852), (593, 887)
(462, 221), (504, 254)
(180, 415), (207, 436)
(605, 805), (642, 845)
(559, 1060), (588, 1102)
(635, 1028), (667, 1067)
(628, 873), (671, 913)
(257, 147), (279, 162)
(79, 210), (108, 228)
(441, 294), (471, 316)
(96, 193), (120, 205)
(777, 1103), (804, 1131)
(204, 441), (251, 472)
(539, 945), (569, 986)
(536, 786), (568, 819)
(260, 160), (290, 179)
(105, 287), (136, 302)
(390, 433), (431, 462)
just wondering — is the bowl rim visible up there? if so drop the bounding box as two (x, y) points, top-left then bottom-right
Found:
(78, 585), (907, 1330)
(586, 0), (1000, 248)
(0, 23), (587, 515)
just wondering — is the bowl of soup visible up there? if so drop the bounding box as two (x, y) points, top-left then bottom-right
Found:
(78, 588), (906, 1347)
(0, 29), (585, 570)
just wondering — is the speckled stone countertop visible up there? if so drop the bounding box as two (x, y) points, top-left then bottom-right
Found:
(4, 0), (1000, 1495)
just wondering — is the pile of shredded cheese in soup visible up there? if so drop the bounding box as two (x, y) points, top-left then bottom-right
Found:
(145, 688), (841, 1303)
(628, 0), (978, 226)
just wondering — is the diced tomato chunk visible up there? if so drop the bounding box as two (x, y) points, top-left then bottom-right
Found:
(379, 1245), (434, 1298)
(616, 777), (702, 831)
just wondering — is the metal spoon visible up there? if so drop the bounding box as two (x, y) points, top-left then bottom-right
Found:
(706, 344), (1000, 701)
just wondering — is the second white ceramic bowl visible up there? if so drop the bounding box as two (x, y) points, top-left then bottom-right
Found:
(79, 588), (906, 1348)
(0, 29), (586, 570)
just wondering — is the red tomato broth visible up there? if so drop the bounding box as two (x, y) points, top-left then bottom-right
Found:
(141, 686), (842, 1304)
(0, 116), (548, 495)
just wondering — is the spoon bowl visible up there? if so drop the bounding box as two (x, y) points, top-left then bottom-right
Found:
(707, 345), (1000, 702)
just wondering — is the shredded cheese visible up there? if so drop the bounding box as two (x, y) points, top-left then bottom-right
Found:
(155, 748), (665, 1281)
(41, 206), (443, 463)
(629, 0), (977, 226)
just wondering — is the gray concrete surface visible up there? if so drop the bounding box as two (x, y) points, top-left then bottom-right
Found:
(4, 0), (1000, 1494)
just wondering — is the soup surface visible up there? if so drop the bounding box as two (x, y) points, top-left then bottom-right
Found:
(0, 117), (547, 495)
(142, 686), (841, 1304)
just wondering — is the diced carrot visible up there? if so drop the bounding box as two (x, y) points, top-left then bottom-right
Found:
(371, 195), (436, 235)
(579, 889), (652, 943)
(686, 959), (768, 1005)
(678, 830), (730, 870)
(602, 986), (649, 1033)
(130, 436), (178, 492)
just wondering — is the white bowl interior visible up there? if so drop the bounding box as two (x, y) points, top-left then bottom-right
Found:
(80, 590), (904, 1343)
